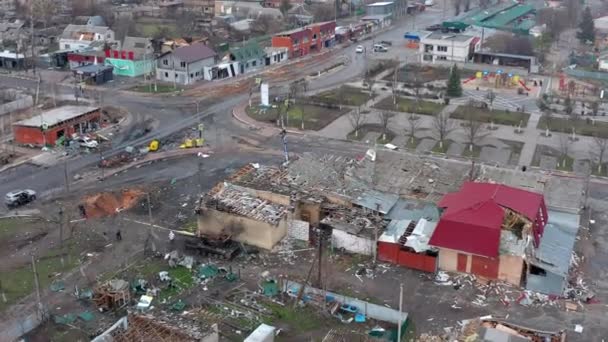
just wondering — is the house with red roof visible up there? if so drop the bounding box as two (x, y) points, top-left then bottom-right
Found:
(428, 182), (548, 286)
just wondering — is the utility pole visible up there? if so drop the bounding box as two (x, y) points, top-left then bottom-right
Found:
(143, 192), (154, 255)
(397, 283), (403, 340)
(31, 254), (44, 321)
(147, 192), (153, 225)
(58, 207), (65, 266)
(30, 0), (36, 75)
(63, 160), (70, 193)
(317, 234), (323, 288)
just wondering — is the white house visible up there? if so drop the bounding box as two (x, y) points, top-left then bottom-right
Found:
(419, 32), (479, 64)
(157, 42), (217, 85)
(59, 24), (116, 51)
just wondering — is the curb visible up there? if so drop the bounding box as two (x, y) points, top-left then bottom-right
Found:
(231, 101), (306, 136)
(100, 147), (212, 180)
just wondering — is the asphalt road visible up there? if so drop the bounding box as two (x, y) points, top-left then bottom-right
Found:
(0, 9), (450, 202)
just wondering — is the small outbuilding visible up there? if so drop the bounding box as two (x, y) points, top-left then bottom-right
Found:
(13, 106), (101, 146)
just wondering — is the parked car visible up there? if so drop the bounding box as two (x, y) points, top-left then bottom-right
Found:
(77, 136), (99, 148)
(373, 44), (388, 52)
(5, 189), (36, 208)
(425, 24), (443, 31)
(355, 45), (364, 53)
(379, 40), (392, 46)
(424, 0), (434, 6)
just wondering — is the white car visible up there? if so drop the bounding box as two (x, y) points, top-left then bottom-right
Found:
(78, 137), (99, 148)
(424, 0), (434, 5)
(5, 189), (36, 208)
(355, 45), (364, 53)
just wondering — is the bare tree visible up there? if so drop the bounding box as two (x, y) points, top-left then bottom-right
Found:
(591, 101), (599, 116)
(558, 133), (571, 169)
(313, 4), (336, 22)
(432, 113), (453, 150)
(251, 14), (283, 35)
(405, 114), (421, 146)
(464, 113), (487, 153)
(378, 111), (394, 141)
(593, 133), (608, 174)
(31, 0), (58, 29)
(348, 107), (367, 138)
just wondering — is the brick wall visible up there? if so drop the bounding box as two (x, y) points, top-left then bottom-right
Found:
(287, 219), (309, 241)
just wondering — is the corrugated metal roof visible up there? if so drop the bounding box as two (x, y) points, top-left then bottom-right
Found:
(230, 41), (265, 62)
(429, 182), (546, 258)
(430, 200), (504, 257)
(379, 219), (410, 243)
(386, 198), (440, 221)
(14, 106), (99, 128)
(353, 189), (398, 214)
(530, 210), (580, 277)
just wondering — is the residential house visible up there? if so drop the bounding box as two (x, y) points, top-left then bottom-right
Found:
(264, 0), (304, 8)
(184, 0), (215, 17)
(0, 20), (24, 44)
(271, 21), (336, 58)
(215, 1), (283, 19)
(156, 42), (216, 85)
(428, 182), (548, 286)
(59, 24), (116, 51)
(420, 32), (479, 63)
(104, 36), (155, 77)
(228, 41), (265, 74)
(264, 47), (288, 66)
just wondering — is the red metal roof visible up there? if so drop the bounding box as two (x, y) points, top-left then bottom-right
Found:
(429, 182), (544, 258)
(439, 182), (543, 221)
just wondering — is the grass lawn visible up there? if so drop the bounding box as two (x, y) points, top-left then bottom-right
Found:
(347, 124), (395, 143)
(462, 145), (482, 158)
(431, 140), (451, 154)
(537, 116), (608, 137)
(373, 96), (445, 115)
(130, 84), (180, 93)
(451, 106), (530, 126)
(246, 103), (348, 131)
(385, 64), (475, 84)
(0, 244), (79, 311)
(311, 86), (372, 107)
(262, 301), (330, 335)
(556, 155), (575, 172)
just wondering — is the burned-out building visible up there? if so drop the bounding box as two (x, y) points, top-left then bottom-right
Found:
(198, 181), (290, 250)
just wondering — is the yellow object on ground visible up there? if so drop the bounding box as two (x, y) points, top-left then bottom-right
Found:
(149, 139), (160, 151)
(195, 138), (204, 147)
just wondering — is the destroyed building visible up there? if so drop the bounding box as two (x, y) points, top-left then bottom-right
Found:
(429, 182), (548, 286)
(198, 181), (289, 250)
(92, 313), (219, 342)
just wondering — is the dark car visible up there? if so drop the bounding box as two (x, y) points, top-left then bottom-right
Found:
(379, 40), (393, 46)
(5, 189), (36, 208)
